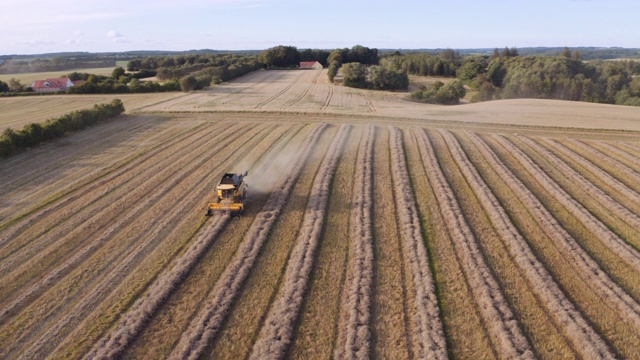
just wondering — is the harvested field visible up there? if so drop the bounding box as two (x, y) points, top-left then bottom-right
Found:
(0, 93), (183, 130)
(2, 69), (640, 359)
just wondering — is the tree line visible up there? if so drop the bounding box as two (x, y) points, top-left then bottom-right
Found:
(0, 99), (125, 158)
(0, 58), (116, 74)
(459, 55), (640, 106)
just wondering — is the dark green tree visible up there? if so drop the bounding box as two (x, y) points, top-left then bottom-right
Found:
(112, 66), (126, 78)
(180, 75), (198, 92)
(341, 62), (367, 88)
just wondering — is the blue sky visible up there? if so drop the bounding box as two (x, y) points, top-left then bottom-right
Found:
(2, 0), (638, 55)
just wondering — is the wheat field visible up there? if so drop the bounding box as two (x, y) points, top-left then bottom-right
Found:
(1, 69), (640, 359)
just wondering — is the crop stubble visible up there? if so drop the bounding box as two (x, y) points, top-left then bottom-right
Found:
(333, 125), (375, 360)
(414, 129), (533, 359)
(439, 129), (612, 358)
(167, 123), (330, 360)
(5, 122), (269, 358)
(249, 124), (350, 359)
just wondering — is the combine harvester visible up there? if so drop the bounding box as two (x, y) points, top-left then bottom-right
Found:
(207, 171), (248, 215)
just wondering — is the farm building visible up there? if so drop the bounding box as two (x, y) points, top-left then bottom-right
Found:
(31, 77), (77, 93)
(299, 61), (322, 70)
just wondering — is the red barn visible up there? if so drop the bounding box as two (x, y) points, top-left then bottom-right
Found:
(31, 77), (75, 93)
(299, 61), (323, 70)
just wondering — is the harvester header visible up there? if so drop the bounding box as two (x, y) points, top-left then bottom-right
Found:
(207, 171), (248, 215)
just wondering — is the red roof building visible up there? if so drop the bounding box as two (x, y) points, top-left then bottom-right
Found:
(299, 61), (323, 70)
(31, 77), (74, 93)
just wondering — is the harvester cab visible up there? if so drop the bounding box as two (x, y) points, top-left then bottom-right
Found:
(207, 171), (248, 215)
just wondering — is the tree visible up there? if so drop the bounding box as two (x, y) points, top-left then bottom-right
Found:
(259, 45), (300, 68)
(180, 75), (197, 92)
(341, 62), (367, 88)
(112, 66), (126, 78)
(369, 66), (408, 90)
(0, 80), (8, 92)
(561, 47), (572, 58)
(457, 60), (485, 82)
(435, 80), (466, 104)
(9, 78), (23, 91)
(327, 61), (339, 83)
(490, 48), (500, 61)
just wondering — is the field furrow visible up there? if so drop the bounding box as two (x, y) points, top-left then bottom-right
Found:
(440, 130), (612, 358)
(249, 124), (350, 359)
(369, 128), (413, 359)
(166, 123), (329, 360)
(414, 129), (533, 359)
(388, 127), (447, 359)
(492, 134), (640, 273)
(333, 125), (375, 360)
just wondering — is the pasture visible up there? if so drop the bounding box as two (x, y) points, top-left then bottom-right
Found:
(1, 69), (640, 359)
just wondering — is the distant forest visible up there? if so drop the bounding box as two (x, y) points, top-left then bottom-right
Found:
(2, 46), (639, 106)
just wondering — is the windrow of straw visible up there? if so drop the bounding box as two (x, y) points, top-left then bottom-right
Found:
(249, 124), (350, 359)
(167, 123), (329, 360)
(440, 130), (613, 359)
(334, 125), (375, 360)
(414, 128), (532, 359)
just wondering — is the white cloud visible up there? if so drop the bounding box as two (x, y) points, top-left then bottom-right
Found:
(107, 30), (124, 39)
(74, 30), (85, 36)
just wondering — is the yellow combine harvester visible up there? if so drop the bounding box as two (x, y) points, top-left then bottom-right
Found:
(207, 171), (248, 215)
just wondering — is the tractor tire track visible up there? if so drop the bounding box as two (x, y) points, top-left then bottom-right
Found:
(254, 71), (304, 109)
(284, 70), (322, 109)
(321, 85), (333, 111)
